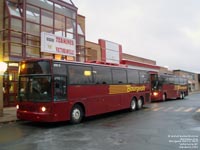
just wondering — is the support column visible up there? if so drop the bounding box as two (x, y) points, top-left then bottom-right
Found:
(0, 0), (4, 116)
(0, 76), (3, 116)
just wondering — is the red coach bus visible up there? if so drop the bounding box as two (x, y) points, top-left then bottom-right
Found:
(16, 59), (151, 123)
(150, 72), (188, 102)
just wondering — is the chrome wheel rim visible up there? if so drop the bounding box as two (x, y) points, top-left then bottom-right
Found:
(72, 108), (81, 120)
(131, 100), (136, 110)
(138, 99), (142, 109)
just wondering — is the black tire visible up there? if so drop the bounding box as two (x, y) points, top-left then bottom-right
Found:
(130, 98), (137, 111)
(70, 104), (84, 124)
(162, 94), (166, 102)
(137, 98), (143, 110)
(180, 92), (183, 99)
(182, 92), (185, 99)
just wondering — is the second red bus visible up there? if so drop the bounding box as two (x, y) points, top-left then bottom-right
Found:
(150, 72), (188, 102)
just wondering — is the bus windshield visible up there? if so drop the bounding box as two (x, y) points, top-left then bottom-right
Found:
(20, 60), (50, 75)
(18, 76), (52, 102)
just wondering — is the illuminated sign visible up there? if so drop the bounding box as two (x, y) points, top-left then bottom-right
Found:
(109, 85), (146, 94)
(41, 32), (76, 56)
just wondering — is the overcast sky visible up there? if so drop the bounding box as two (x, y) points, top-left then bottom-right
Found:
(72, 0), (200, 73)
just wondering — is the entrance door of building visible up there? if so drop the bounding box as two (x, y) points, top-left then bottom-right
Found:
(3, 68), (18, 107)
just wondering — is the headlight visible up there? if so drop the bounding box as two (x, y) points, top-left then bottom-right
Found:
(41, 106), (46, 112)
(153, 92), (158, 96)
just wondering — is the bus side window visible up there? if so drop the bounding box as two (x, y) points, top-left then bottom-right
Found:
(112, 69), (127, 84)
(92, 66), (112, 85)
(54, 76), (66, 101)
(69, 65), (93, 85)
(139, 71), (149, 84)
(127, 69), (139, 84)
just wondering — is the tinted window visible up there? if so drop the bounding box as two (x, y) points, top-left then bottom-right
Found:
(169, 77), (175, 84)
(54, 76), (67, 101)
(127, 69), (139, 84)
(139, 71), (149, 84)
(53, 63), (67, 75)
(18, 76), (52, 102)
(93, 66), (112, 84)
(174, 77), (180, 84)
(112, 69), (127, 84)
(20, 61), (50, 74)
(180, 78), (188, 85)
(68, 65), (93, 84)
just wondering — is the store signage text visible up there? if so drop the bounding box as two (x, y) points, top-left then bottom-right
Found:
(41, 32), (76, 56)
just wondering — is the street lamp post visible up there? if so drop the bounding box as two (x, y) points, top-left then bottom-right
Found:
(0, 62), (8, 117)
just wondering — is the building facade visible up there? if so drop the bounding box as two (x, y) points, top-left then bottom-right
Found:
(0, 0), (85, 107)
(173, 70), (200, 92)
(0, 0), (199, 109)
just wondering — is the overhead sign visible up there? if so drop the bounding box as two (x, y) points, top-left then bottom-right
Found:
(41, 32), (76, 56)
(105, 41), (120, 64)
(99, 39), (122, 64)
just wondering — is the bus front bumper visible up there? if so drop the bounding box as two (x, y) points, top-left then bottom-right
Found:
(17, 110), (56, 122)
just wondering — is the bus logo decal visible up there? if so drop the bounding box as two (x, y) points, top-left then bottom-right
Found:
(109, 85), (146, 94)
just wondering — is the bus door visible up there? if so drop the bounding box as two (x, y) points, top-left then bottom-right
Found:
(150, 74), (159, 92)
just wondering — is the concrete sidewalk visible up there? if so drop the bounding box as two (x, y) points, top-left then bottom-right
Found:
(0, 107), (17, 123)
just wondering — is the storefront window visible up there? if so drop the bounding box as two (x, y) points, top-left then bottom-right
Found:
(55, 14), (65, 28)
(7, 1), (21, 17)
(27, 35), (40, 47)
(66, 33), (75, 39)
(55, 30), (65, 37)
(11, 18), (22, 31)
(77, 35), (85, 45)
(11, 36), (22, 44)
(41, 26), (53, 33)
(78, 24), (84, 35)
(26, 5), (40, 24)
(26, 47), (40, 57)
(66, 18), (76, 33)
(26, 22), (40, 35)
(55, 4), (76, 19)
(62, 0), (74, 4)
(55, 14), (65, 36)
(26, 34), (40, 57)
(41, 10), (53, 27)
(27, 0), (53, 11)
(11, 43), (22, 56)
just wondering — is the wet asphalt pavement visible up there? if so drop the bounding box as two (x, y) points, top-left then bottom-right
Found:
(0, 93), (200, 150)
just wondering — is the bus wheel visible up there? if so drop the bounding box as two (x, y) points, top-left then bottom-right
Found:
(137, 98), (143, 110)
(70, 104), (84, 124)
(162, 94), (166, 102)
(180, 92), (183, 99)
(130, 98), (137, 111)
(182, 93), (185, 99)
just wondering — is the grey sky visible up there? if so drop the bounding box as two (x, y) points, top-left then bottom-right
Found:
(73, 0), (200, 73)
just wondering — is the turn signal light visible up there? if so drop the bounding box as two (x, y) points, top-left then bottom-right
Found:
(16, 105), (19, 109)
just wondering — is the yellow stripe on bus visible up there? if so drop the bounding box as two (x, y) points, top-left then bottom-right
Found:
(109, 85), (146, 94)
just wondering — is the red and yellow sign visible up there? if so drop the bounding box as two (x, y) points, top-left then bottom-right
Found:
(109, 85), (146, 94)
